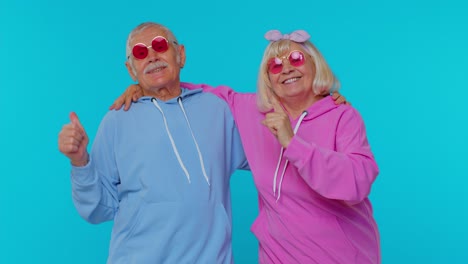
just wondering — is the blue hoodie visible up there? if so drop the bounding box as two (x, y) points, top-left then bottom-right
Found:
(70, 86), (248, 264)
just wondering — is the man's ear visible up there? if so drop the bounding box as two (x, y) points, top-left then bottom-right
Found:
(178, 45), (186, 68)
(125, 61), (137, 81)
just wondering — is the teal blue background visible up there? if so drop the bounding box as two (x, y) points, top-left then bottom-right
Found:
(1, 0), (467, 263)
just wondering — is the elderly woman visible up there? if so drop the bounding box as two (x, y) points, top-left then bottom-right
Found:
(113, 29), (380, 264)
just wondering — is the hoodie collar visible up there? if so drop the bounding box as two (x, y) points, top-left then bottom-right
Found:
(137, 87), (203, 104)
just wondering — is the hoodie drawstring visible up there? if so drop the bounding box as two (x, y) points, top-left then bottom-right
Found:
(177, 98), (210, 186)
(151, 98), (210, 186)
(273, 110), (308, 202)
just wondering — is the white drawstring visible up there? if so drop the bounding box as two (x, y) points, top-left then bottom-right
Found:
(177, 98), (210, 186)
(273, 111), (308, 202)
(272, 147), (284, 196)
(152, 98), (191, 184)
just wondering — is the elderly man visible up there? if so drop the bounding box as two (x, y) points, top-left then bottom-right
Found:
(58, 22), (248, 263)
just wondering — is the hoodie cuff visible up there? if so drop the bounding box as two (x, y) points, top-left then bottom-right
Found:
(71, 157), (98, 186)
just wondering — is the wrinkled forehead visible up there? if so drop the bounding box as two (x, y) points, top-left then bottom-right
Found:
(130, 27), (167, 46)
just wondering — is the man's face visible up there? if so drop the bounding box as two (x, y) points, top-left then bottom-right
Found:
(126, 26), (185, 93)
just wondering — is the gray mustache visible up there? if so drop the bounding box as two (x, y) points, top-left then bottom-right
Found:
(144, 61), (169, 74)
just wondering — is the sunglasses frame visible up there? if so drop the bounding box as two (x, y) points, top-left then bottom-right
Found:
(129, 36), (178, 60)
(267, 50), (306, 74)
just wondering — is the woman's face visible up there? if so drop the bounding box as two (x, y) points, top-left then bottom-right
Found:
(267, 42), (316, 101)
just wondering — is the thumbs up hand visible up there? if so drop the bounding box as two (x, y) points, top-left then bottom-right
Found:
(261, 96), (294, 148)
(58, 112), (89, 166)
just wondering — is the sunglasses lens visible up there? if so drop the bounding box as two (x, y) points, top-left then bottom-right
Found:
(268, 58), (283, 74)
(132, 44), (148, 59)
(289, 51), (305, 67)
(152, 37), (169, 53)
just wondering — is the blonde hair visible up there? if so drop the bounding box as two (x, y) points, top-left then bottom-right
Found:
(256, 39), (340, 112)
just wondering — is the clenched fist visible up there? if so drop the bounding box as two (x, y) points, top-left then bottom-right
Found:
(58, 112), (89, 166)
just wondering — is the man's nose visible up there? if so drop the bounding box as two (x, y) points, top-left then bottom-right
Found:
(147, 48), (160, 62)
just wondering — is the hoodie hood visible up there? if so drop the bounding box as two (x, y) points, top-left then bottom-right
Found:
(300, 95), (340, 121)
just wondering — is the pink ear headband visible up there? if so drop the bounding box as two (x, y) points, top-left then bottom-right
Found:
(264, 30), (310, 43)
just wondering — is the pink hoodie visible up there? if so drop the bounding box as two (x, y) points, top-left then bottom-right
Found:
(183, 83), (380, 264)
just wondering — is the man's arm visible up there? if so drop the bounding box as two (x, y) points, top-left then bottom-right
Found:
(58, 112), (119, 223)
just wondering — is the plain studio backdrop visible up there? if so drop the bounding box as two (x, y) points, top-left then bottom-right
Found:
(1, 0), (466, 263)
